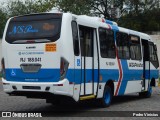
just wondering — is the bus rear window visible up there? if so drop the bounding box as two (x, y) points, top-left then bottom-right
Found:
(6, 13), (62, 43)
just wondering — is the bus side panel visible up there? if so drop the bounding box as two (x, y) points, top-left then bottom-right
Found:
(96, 59), (119, 98)
(60, 14), (76, 97)
(73, 58), (81, 101)
(121, 60), (143, 95)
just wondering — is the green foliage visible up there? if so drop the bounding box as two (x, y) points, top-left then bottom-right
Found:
(0, 9), (7, 38)
(7, 0), (56, 17)
(0, 0), (160, 37)
(118, 8), (160, 32)
(124, 0), (157, 15)
(56, 0), (91, 15)
(89, 0), (112, 19)
(55, 0), (125, 19)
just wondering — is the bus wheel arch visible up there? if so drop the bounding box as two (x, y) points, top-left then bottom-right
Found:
(139, 79), (154, 98)
(104, 80), (114, 96)
(139, 87), (152, 98)
(99, 80), (114, 107)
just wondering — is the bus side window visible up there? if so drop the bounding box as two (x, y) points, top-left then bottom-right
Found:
(71, 21), (79, 56)
(99, 28), (115, 58)
(130, 35), (142, 60)
(116, 32), (130, 59)
(149, 43), (159, 68)
(79, 26), (93, 57)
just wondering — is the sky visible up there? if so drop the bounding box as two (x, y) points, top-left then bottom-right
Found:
(0, 0), (25, 7)
(0, 0), (59, 13)
(0, 0), (10, 7)
(0, 0), (9, 4)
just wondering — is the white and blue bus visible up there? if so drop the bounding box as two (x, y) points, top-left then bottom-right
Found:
(1, 13), (159, 107)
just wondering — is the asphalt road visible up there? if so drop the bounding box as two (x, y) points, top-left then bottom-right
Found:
(0, 81), (160, 119)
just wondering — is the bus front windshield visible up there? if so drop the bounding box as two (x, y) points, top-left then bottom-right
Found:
(6, 13), (62, 43)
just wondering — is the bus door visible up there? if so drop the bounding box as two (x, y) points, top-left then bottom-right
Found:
(142, 40), (150, 90)
(79, 25), (98, 96)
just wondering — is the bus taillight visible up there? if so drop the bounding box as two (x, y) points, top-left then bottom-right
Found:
(60, 57), (69, 80)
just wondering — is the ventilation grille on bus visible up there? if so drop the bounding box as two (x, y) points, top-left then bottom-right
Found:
(20, 64), (41, 73)
(22, 86), (41, 90)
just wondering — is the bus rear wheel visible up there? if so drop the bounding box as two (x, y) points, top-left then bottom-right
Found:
(139, 87), (152, 98)
(99, 85), (112, 107)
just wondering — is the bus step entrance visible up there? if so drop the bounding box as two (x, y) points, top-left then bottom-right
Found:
(80, 95), (96, 100)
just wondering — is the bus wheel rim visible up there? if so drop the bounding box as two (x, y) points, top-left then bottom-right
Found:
(105, 90), (110, 104)
(148, 87), (152, 94)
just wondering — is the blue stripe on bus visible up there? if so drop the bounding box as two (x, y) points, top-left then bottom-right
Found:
(118, 60), (129, 95)
(100, 69), (119, 82)
(5, 68), (159, 86)
(5, 69), (60, 82)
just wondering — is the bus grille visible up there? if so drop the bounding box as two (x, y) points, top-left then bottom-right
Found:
(20, 64), (41, 73)
(22, 86), (41, 90)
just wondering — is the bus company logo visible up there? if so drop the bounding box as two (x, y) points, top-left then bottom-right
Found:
(18, 52), (21, 55)
(18, 52), (44, 55)
(129, 63), (143, 67)
(9, 25), (39, 35)
(2, 112), (11, 117)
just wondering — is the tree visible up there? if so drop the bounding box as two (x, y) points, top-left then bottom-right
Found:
(0, 9), (7, 38)
(56, 0), (125, 19)
(89, 0), (112, 19)
(55, 0), (91, 15)
(124, 0), (143, 15)
(141, 0), (159, 11)
(90, 0), (126, 19)
(124, 0), (159, 15)
(118, 8), (160, 32)
(6, 0), (56, 17)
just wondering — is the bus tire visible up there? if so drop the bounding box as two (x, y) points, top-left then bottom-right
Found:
(99, 85), (112, 107)
(139, 87), (152, 98)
